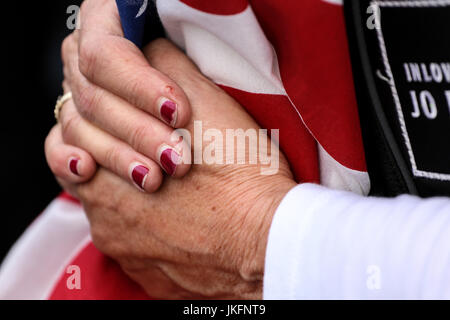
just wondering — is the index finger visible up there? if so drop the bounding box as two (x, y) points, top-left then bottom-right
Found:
(76, 0), (191, 128)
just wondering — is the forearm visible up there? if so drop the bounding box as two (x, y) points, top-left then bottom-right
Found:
(264, 184), (450, 299)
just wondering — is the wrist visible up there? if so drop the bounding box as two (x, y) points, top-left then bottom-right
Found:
(237, 177), (296, 287)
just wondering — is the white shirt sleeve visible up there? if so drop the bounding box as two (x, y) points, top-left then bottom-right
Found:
(263, 183), (450, 299)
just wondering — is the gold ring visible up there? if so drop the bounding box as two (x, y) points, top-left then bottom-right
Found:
(54, 92), (73, 122)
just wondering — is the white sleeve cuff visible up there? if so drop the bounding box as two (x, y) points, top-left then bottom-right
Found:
(263, 183), (450, 299)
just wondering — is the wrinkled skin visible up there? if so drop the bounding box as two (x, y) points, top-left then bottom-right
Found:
(60, 39), (296, 299)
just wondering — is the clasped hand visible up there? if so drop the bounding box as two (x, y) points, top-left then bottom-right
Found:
(45, 0), (296, 300)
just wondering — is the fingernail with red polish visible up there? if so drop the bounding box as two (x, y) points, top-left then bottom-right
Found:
(69, 158), (80, 176)
(159, 146), (180, 176)
(130, 164), (150, 190)
(159, 98), (177, 126)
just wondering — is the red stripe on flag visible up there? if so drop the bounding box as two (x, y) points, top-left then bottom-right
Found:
(250, 0), (367, 172)
(181, 0), (248, 15)
(220, 85), (320, 183)
(49, 242), (151, 300)
(57, 192), (81, 205)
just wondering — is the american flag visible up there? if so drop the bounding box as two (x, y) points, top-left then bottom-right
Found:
(0, 0), (370, 299)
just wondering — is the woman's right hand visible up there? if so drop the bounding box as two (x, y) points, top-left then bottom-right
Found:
(46, 0), (193, 193)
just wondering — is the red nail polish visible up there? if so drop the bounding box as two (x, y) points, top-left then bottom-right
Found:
(160, 148), (180, 176)
(131, 165), (150, 190)
(69, 158), (80, 176)
(160, 99), (177, 126)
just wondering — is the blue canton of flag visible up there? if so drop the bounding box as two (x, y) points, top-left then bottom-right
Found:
(116, 0), (149, 47)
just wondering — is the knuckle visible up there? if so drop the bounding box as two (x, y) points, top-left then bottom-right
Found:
(60, 112), (81, 144)
(90, 225), (117, 257)
(123, 72), (150, 110)
(128, 124), (152, 152)
(75, 85), (101, 122)
(79, 32), (118, 82)
(92, 233), (126, 260)
(103, 145), (122, 172)
(78, 34), (99, 80)
(85, 203), (127, 259)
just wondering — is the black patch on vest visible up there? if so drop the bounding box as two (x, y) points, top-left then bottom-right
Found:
(344, 0), (450, 197)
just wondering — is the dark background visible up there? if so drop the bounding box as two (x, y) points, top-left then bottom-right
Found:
(1, 1), (82, 262)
